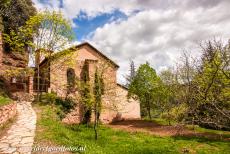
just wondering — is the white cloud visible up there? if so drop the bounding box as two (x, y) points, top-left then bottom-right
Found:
(84, 1), (230, 83)
(32, 0), (230, 84)
(33, 0), (229, 19)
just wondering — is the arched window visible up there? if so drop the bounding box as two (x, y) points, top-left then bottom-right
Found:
(67, 68), (76, 92)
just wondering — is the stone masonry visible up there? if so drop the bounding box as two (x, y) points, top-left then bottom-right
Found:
(0, 102), (17, 125)
(0, 101), (37, 154)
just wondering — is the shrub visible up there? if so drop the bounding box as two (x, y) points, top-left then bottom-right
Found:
(39, 92), (76, 119)
(40, 92), (57, 104)
(161, 104), (188, 124)
(0, 96), (11, 106)
(55, 97), (75, 113)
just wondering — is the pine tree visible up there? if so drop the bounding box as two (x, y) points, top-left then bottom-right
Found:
(126, 60), (136, 86)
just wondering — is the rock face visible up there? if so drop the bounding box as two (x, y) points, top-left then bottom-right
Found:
(2, 51), (28, 68)
(0, 32), (31, 95)
(0, 32), (29, 73)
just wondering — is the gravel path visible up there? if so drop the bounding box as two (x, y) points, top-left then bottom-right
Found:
(0, 101), (37, 154)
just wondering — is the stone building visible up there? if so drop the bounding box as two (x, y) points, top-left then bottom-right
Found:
(39, 42), (141, 124)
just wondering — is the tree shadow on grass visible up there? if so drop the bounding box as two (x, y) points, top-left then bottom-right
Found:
(110, 120), (230, 141)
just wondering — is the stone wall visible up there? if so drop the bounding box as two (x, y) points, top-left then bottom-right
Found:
(115, 84), (141, 120)
(0, 102), (17, 125)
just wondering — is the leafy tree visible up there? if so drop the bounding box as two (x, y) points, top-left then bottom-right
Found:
(190, 41), (230, 130)
(128, 62), (161, 119)
(161, 40), (230, 130)
(4, 10), (75, 100)
(0, 0), (36, 32)
(159, 69), (180, 125)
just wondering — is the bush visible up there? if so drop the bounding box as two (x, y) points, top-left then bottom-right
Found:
(161, 104), (188, 124)
(55, 97), (75, 113)
(0, 96), (12, 106)
(39, 93), (76, 119)
(40, 92), (57, 104)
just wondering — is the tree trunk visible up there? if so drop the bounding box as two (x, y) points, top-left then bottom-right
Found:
(94, 108), (98, 140)
(94, 101), (98, 140)
(167, 111), (171, 125)
(36, 64), (40, 102)
(147, 101), (152, 120)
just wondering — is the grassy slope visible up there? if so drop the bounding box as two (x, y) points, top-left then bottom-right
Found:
(33, 104), (230, 154)
(0, 96), (11, 107)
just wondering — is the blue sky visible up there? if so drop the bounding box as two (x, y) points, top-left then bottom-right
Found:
(33, 0), (230, 83)
(72, 10), (127, 41)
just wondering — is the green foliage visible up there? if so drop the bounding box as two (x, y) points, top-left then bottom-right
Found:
(158, 69), (181, 124)
(3, 29), (26, 52)
(188, 42), (230, 130)
(0, 0), (36, 32)
(80, 64), (94, 110)
(157, 40), (230, 130)
(79, 64), (93, 124)
(128, 62), (161, 119)
(162, 104), (188, 123)
(94, 69), (104, 115)
(40, 92), (57, 105)
(0, 96), (11, 106)
(55, 97), (75, 114)
(39, 92), (75, 119)
(3, 10), (74, 53)
(93, 69), (105, 140)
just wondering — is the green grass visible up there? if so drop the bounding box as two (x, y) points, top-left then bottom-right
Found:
(33, 104), (230, 154)
(144, 118), (177, 126)
(0, 96), (12, 107)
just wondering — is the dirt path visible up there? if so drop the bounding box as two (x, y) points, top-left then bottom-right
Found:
(109, 120), (230, 140)
(0, 101), (37, 154)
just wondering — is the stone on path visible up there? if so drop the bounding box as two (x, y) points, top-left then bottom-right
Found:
(0, 101), (37, 154)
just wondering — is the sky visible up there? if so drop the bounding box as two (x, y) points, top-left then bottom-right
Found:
(32, 0), (230, 84)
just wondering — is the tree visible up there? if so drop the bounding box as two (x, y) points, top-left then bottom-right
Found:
(93, 68), (104, 140)
(190, 40), (230, 130)
(125, 60), (136, 86)
(128, 62), (161, 119)
(4, 10), (75, 100)
(0, 0), (36, 32)
(161, 40), (230, 130)
(159, 69), (179, 125)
